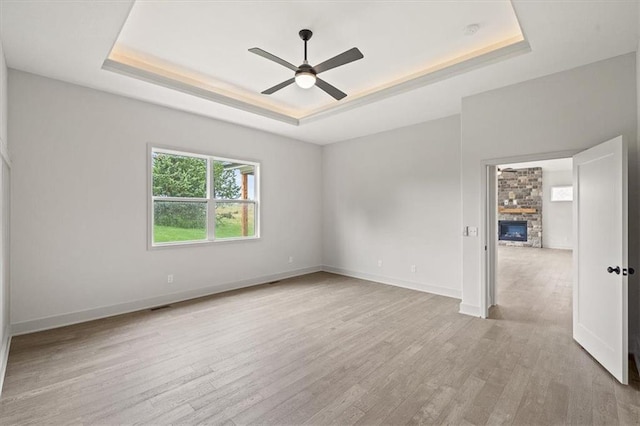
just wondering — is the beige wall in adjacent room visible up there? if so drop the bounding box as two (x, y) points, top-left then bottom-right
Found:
(542, 169), (573, 250)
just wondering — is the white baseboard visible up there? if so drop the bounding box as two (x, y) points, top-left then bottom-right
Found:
(0, 324), (11, 396)
(542, 244), (572, 250)
(458, 303), (482, 317)
(6, 264), (461, 388)
(322, 265), (461, 299)
(11, 266), (322, 336)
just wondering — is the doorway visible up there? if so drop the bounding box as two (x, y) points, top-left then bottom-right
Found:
(480, 150), (579, 314)
(480, 136), (630, 384)
(491, 158), (573, 315)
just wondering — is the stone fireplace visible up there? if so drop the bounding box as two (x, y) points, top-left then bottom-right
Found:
(498, 167), (542, 248)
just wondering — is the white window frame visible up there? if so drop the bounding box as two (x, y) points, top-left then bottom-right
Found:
(149, 145), (260, 248)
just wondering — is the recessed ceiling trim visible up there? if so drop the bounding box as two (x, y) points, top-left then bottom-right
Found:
(103, 36), (530, 128)
(299, 36), (531, 125)
(102, 58), (299, 125)
(102, 0), (531, 127)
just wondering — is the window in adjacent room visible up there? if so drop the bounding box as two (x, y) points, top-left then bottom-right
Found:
(151, 147), (259, 246)
(550, 185), (573, 202)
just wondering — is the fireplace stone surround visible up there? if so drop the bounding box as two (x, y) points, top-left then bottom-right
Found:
(498, 167), (542, 248)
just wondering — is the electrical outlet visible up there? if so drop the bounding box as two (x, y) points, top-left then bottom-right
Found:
(167, 274), (174, 284)
(288, 256), (293, 263)
(411, 265), (417, 273)
(377, 259), (383, 267)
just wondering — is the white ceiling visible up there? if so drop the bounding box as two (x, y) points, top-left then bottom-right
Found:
(1, 1), (638, 145)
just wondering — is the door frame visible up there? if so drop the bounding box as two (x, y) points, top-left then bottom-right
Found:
(480, 149), (580, 318)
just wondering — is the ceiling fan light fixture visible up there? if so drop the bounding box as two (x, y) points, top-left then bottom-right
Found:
(250, 29), (362, 100)
(295, 70), (316, 89)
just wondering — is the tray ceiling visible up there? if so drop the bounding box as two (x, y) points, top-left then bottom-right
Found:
(105, 1), (526, 124)
(2, 1), (638, 144)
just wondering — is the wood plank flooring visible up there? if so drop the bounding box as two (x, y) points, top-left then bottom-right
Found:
(1, 246), (639, 424)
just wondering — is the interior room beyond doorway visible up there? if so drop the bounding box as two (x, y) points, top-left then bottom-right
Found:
(492, 157), (573, 316)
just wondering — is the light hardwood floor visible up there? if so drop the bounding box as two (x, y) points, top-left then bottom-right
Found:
(0, 247), (638, 424)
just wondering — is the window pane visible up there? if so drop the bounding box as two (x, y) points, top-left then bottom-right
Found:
(154, 201), (207, 243)
(213, 161), (256, 200)
(551, 186), (573, 201)
(153, 152), (207, 198)
(215, 202), (256, 239)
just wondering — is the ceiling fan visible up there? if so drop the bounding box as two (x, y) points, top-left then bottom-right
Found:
(249, 29), (364, 100)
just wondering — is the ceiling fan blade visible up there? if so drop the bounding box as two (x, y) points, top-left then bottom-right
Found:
(315, 78), (347, 100)
(249, 48), (298, 71)
(262, 78), (295, 95)
(313, 47), (364, 74)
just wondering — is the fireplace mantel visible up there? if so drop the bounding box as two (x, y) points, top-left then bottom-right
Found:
(498, 207), (536, 214)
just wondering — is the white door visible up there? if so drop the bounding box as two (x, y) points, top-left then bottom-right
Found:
(573, 135), (628, 384)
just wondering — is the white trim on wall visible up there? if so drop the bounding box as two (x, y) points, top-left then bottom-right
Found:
(11, 266), (321, 336)
(544, 244), (573, 251)
(458, 303), (482, 317)
(1, 264), (463, 394)
(323, 265), (462, 299)
(10, 265), (465, 337)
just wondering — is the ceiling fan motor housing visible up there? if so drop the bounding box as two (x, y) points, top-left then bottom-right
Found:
(299, 29), (313, 41)
(296, 63), (316, 76)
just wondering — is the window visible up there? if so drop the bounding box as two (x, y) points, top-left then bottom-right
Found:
(550, 185), (573, 202)
(151, 147), (259, 246)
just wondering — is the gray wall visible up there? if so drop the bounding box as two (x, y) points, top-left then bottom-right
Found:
(542, 169), (573, 250)
(8, 71), (323, 332)
(322, 115), (462, 298)
(461, 53), (638, 342)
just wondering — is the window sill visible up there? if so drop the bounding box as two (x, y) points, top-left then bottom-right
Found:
(149, 236), (261, 250)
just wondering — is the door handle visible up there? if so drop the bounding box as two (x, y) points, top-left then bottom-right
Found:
(607, 266), (621, 275)
(623, 268), (635, 276)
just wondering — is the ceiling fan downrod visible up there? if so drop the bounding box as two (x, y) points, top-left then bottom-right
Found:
(299, 29), (312, 63)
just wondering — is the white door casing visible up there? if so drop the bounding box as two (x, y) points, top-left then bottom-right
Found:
(573, 135), (628, 384)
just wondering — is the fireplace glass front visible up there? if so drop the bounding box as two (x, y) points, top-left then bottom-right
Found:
(498, 220), (527, 242)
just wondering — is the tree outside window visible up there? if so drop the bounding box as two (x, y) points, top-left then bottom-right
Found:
(151, 148), (259, 245)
